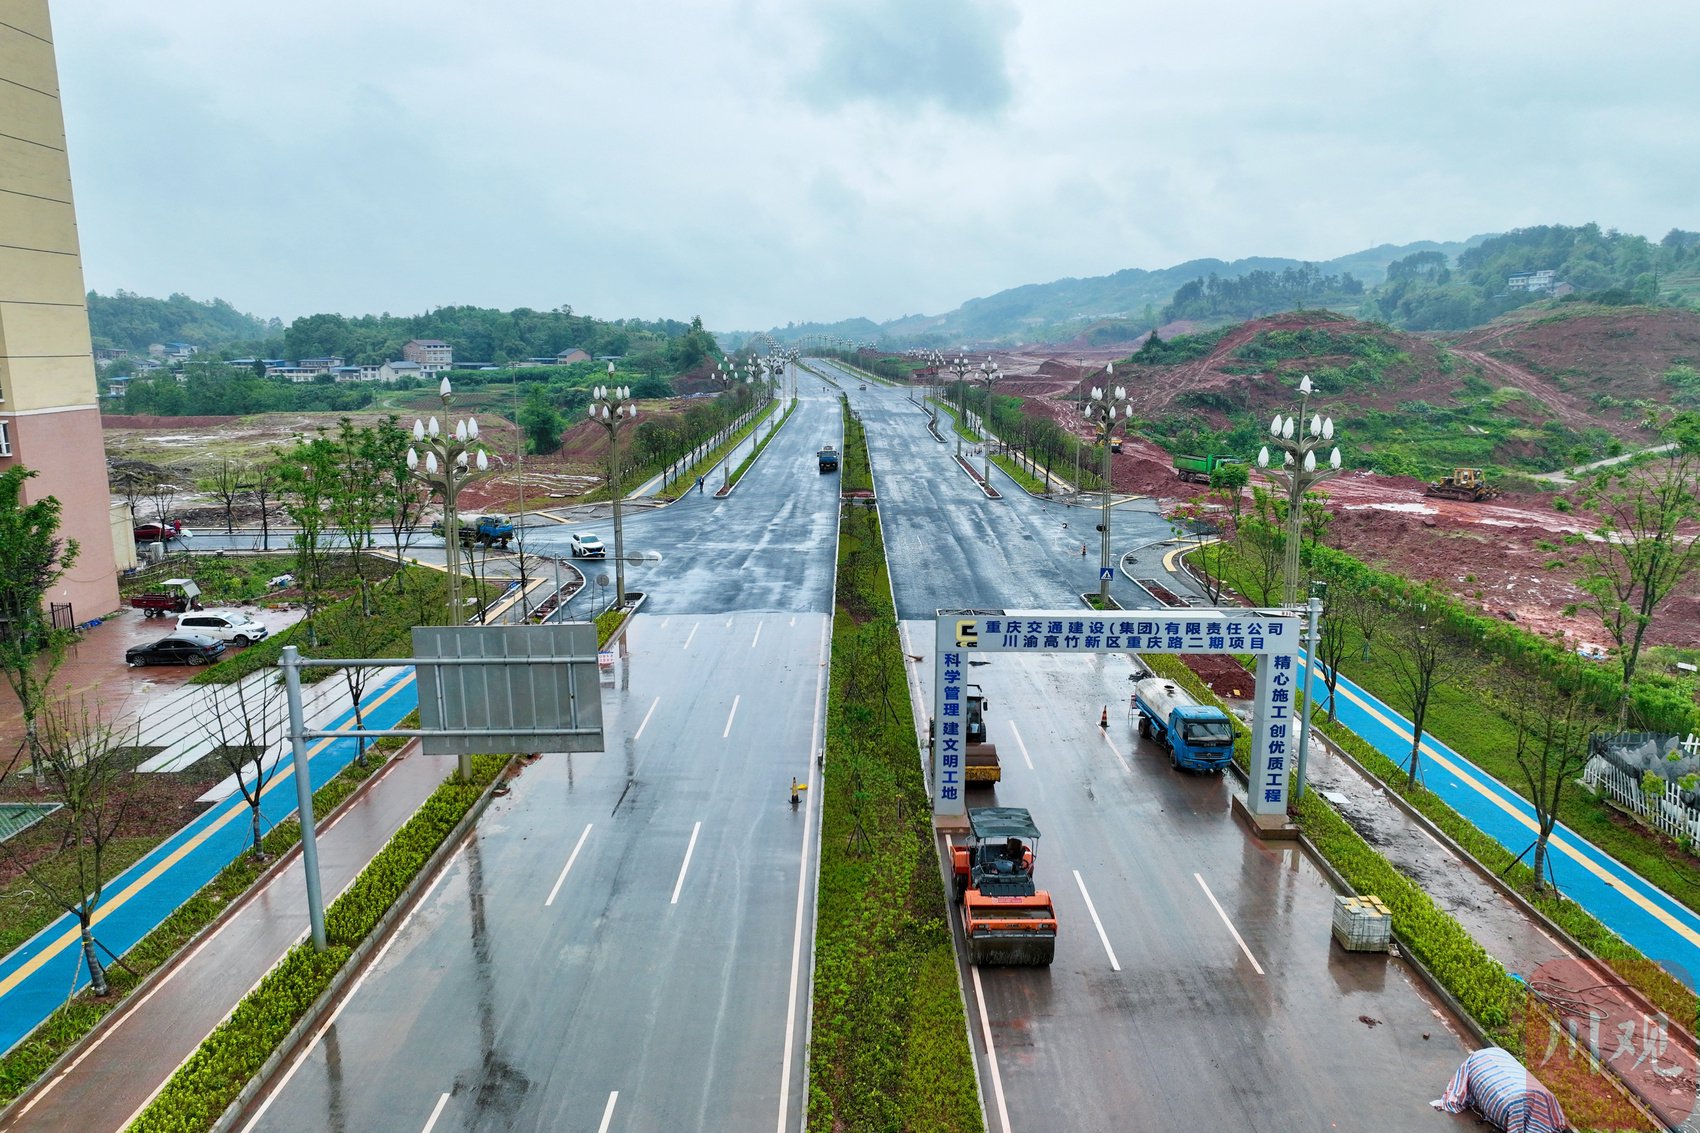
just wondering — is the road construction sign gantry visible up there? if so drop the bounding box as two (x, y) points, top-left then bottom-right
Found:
(931, 610), (1301, 822)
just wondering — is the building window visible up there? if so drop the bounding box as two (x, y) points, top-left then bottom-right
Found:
(0, 419), (12, 457)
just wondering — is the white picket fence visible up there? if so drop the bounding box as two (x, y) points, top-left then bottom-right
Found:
(1582, 756), (1700, 851)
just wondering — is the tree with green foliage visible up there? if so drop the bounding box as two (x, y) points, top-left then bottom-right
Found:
(1575, 412), (1700, 724)
(0, 466), (79, 783)
(520, 386), (564, 455)
(328, 418), (393, 616)
(275, 433), (340, 644)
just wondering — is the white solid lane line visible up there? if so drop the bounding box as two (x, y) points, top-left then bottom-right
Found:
(1194, 872), (1264, 975)
(972, 964), (1013, 1133)
(671, 821), (702, 905)
(1073, 869), (1122, 972)
(1007, 720), (1035, 770)
(421, 1092), (451, 1133)
(723, 694), (741, 738)
(752, 620), (763, 648)
(545, 824), (593, 908)
(683, 623), (698, 650)
(776, 618), (830, 1133)
(633, 696), (660, 741)
(597, 1091), (619, 1133)
(1097, 725), (1132, 774)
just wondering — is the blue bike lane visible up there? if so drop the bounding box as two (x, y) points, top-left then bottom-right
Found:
(1304, 656), (1700, 988)
(0, 668), (419, 1056)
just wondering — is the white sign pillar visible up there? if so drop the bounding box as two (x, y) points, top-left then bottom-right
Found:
(929, 611), (1300, 825)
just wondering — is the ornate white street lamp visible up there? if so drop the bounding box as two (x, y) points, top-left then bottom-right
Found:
(407, 376), (489, 625)
(1085, 367), (1129, 603)
(1255, 373), (1344, 803)
(978, 357), (1001, 487)
(589, 364), (638, 607)
(1255, 374), (1344, 607)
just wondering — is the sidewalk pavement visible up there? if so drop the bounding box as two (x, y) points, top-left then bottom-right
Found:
(0, 668), (419, 1056)
(0, 744), (455, 1133)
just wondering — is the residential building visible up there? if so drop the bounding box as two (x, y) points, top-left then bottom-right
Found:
(1507, 270), (1558, 293)
(378, 359), (424, 383)
(402, 339), (453, 372)
(555, 348), (591, 365)
(0, 0), (122, 623)
(297, 356), (344, 373)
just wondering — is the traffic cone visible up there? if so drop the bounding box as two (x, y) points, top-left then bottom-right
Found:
(1099, 705), (1108, 729)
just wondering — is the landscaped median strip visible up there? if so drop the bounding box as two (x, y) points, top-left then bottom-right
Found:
(124, 753), (510, 1133)
(807, 398), (981, 1133)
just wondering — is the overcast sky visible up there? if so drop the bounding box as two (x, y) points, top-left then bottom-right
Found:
(51, 1), (1700, 333)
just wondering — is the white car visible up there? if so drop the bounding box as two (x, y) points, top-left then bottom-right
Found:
(176, 609), (270, 646)
(570, 532), (606, 558)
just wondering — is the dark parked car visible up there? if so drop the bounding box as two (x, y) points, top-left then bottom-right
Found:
(126, 632), (226, 668)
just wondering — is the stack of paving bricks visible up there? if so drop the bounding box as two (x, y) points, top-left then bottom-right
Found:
(1331, 894), (1393, 952)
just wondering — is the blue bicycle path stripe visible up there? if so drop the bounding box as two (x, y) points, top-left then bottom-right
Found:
(1303, 655), (1699, 989)
(0, 668), (420, 1057)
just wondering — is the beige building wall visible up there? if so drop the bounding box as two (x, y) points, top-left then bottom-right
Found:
(0, 1), (121, 620)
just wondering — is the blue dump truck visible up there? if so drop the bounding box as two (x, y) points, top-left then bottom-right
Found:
(431, 512), (515, 548)
(1131, 674), (1236, 771)
(818, 445), (840, 473)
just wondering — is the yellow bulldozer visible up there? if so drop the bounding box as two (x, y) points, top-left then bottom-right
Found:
(1425, 468), (1502, 502)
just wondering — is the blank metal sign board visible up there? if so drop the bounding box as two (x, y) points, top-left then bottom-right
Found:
(412, 625), (604, 756)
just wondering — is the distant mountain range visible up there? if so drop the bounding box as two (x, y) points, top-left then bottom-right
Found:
(751, 236), (1489, 349)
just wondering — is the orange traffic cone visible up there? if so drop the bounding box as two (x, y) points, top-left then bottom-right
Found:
(1099, 705), (1108, 729)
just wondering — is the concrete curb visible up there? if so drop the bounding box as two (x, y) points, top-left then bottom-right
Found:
(0, 747), (412, 1126)
(213, 754), (519, 1132)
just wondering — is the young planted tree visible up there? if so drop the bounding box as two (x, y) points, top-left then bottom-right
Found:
(275, 433), (340, 645)
(374, 416), (431, 583)
(1490, 656), (1605, 892)
(111, 466), (153, 529)
(1382, 584), (1472, 789)
(247, 458), (280, 551)
(329, 418), (388, 616)
(1235, 486), (1286, 605)
(1166, 500), (1232, 604)
(0, 466), (80, 782)
(198, 457), (250, 535)
(1209, 460), (1250, 528)
(199, 678), (285, 858)
(1311, 575), (1356, 723)
(7, 700), (142, 995)
(1575, 415), (1700, 725)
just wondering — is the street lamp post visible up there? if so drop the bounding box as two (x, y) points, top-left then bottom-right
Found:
(406, 376), (490, 625)
(1256, 373), (1344, 803)
(978, 357), (1001, 487)
(589, 364), (638, 608)
(947, 354), (972, 457)
(1256, 374), (1343, 607)
(1085, 367), (1129, 603)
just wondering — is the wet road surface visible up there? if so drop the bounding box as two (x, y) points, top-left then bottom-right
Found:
(241, 615), (831, 1127)
(901, 638), (1480, 1131)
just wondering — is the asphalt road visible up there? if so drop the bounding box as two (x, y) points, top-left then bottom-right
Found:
(238, 373), (1477, 1133)
(241, 388), (845, 1133)
(245, 611), (831, 1133)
